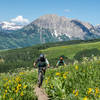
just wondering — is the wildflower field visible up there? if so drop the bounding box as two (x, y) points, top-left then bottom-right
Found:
(0, 57), (100, 100)
(0, 69), (38, 100)
(43, 57), (100, 100)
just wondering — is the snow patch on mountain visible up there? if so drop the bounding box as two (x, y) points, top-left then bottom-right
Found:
(0, 21), (23, 30)
(52, 30), (71, 39)
(95, 24), (100, 30)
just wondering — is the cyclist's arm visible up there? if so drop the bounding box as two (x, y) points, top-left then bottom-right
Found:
(46, 58), (50, 67)
(56, 60), (60, 66)
(33, 62), (36, 67)
(63, 60), (66, 66)
(33, 59), (39, 67)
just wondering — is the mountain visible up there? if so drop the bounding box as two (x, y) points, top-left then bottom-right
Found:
(0, 21), (23, 31)
(94, 24), (100, 33)
(0, 14), (100, 50)
(32, 14), (95, 40)
(24, 14), (100, 41)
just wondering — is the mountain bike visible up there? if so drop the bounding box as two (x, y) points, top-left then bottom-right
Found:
(38, 67), (46, 88)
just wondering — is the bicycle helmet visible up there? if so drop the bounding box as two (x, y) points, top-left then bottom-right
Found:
(40, 54), (44, 58)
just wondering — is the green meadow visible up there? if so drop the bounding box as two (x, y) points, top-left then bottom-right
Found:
(0, 40), (100, 100)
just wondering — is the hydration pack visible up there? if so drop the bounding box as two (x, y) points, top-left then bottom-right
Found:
(38, 57), (46, 67)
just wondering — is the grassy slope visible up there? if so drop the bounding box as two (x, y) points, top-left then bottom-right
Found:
(0, 40), (100, 73)
(41, 41), (100, 59)
(0, 40), (100, 100)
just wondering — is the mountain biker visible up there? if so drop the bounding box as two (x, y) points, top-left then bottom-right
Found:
(34, 54), (50, 87)
(56, 56), (66, 67)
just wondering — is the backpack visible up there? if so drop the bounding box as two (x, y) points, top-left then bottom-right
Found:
(38, 57), (46, 67)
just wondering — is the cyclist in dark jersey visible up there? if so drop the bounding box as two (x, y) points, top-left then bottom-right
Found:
(34, 54), (50, 87)
(56, 56), (66, 67)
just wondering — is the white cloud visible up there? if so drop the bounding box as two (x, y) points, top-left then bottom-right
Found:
(11, 16), (29, 25)
(64, 9), (71, 13)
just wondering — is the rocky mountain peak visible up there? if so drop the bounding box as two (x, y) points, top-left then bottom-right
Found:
(31, 14), (94, 40)
(33, 14), (71, 28)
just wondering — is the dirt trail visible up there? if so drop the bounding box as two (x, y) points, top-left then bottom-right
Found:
(34, 86), (48, 100)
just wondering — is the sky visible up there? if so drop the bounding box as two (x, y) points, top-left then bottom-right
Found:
(0, 0), (100, 25)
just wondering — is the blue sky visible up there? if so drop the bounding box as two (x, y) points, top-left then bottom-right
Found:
(0, 0), (100, 25)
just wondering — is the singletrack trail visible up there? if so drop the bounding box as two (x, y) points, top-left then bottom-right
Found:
(34, 86), (48, 100)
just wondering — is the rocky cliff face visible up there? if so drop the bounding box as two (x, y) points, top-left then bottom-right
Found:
(30, 14), (95, 40)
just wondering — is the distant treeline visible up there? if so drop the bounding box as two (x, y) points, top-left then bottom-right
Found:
(0, 39), (100, 73)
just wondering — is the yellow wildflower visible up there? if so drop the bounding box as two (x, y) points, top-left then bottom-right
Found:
(50, 85), (53, 89)
(15, 89), (19, 93)
(18, 84), (21, 87)
(20, 91), (24, 96)
(73, 90), (75, 94)
(8, 80), (11, 83)
(5, 90), (7, 93)
(75, 65), (78, 70)
(15, 88), (19, 93)
(15, 76), (21, 82)
(56, 72), (61, 76)
(95, 87), (99, 94)
(73, 90), (79, 96)
(83, 96), (88, 100)
(23, 85), (27, 89)
(75, 91), (79, 96)
(63, 74), (67, 79)
(87, 88), (92, 94)
(64, 72), (69, 75)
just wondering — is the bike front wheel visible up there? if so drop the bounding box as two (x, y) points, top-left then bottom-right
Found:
(38, 72), (43, 88)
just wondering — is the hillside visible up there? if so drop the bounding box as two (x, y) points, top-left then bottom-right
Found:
(0, 39), (100, 100)
(1, 39), (100, 73)
(42, 41), (100, 59)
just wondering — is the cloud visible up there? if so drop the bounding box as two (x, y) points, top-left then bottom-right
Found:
(64, 9), (71, 13)
(11, 16), (29, 25)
